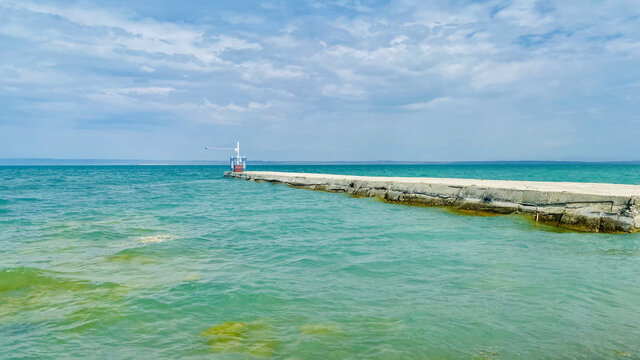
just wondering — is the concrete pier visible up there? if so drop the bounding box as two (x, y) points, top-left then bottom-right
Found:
(225, 171), (640, 233)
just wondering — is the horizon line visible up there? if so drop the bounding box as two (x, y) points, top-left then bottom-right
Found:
(1, 158), (640, 166)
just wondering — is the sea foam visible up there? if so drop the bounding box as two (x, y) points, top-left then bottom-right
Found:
(138, 234), (180, 244)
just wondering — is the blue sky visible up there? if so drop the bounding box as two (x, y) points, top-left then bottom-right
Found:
(1, 0), (639, 161)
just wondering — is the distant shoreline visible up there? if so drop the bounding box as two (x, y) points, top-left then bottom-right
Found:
(1, 159), (640, 166)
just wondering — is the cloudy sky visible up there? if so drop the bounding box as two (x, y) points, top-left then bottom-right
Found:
(1, 0), (639, 161)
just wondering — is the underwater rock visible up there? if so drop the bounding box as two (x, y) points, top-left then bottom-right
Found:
(201, 321), (246, 353)
(614, 350), (631, 357)
(472, 350), (500, 360)
(201, 321), (277, 357)
(247, 340), (277, 357)
(202, 321), (246, 338)
(0, 266), (87, 293)
(0, 266), (126, 329)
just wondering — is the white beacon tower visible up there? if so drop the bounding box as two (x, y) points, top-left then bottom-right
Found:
(204, 141), (247, 172)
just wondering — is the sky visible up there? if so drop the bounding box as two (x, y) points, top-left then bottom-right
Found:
(1, 0), (639, 161)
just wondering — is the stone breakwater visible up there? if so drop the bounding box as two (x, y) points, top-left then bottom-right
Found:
(225, 171), (640, 233)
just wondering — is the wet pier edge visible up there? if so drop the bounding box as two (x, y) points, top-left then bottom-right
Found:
(225, 171), (640, 233)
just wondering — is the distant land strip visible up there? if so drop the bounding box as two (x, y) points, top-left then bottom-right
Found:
(2, 158), (640, 166)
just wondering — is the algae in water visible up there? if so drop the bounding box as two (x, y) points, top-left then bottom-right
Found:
(201, 320), (277, 357)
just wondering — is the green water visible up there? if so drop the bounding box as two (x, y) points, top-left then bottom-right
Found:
(1, 165), (640, 359)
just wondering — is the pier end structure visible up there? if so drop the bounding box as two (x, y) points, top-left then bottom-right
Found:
(225, 171), (640, 233)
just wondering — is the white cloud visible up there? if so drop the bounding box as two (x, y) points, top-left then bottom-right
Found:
(321, 83), (365, 98)
(492, 0), (554, 29)
(390, 35), (408, 46)
(606, 39), (640, 58)
(239, 62), (306, 81)
(2, 0), (260, 68)
(400, 97), (455, 110)
(203, 99), (272, 112)
(213, 35), (262, 52)
(470, 60), (546, 89)
(264, 35), (300, 48)
(281, 24), (297, 34)
(140, 66), (155, 73)
(108, 87), (175, 96)
(223, 12), (264, 25)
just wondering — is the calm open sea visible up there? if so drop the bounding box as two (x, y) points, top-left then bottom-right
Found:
(1, 164), (640, 359)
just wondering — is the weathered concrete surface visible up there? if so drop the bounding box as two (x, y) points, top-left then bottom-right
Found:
(225, 171), (640, 233)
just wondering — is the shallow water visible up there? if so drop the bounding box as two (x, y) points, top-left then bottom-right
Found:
(1, 165), (640, 359)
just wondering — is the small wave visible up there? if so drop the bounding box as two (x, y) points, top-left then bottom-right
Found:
(596, 248), (640, 257)
(138, 234), (180, 244)
(300, 323), (341, 335)
(13, 197), (41, 203)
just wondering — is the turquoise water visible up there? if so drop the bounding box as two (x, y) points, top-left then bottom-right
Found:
(1, 165), (640, 359)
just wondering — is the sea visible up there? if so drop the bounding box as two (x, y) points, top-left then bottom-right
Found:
(1, 164), (639, 359)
